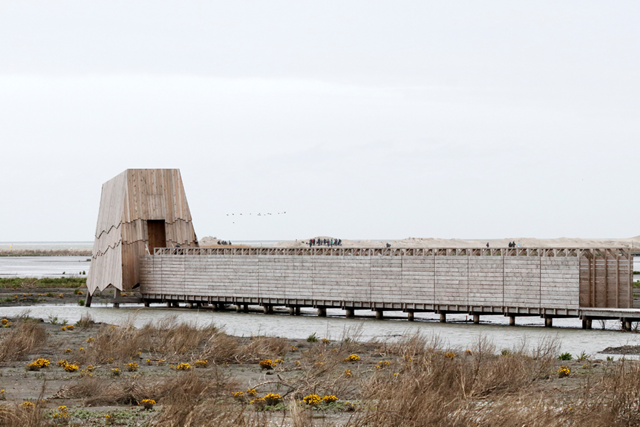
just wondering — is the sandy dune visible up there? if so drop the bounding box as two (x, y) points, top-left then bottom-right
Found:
(270, 236), (640, 249)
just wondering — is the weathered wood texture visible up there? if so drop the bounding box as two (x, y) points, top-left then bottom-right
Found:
(140, 248), (631, 310)
(87, 169), (198, 294)
(579, 249), (633, 308)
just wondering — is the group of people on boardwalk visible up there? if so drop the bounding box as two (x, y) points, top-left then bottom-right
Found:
(217, 240), (233, 245)
(309, 238), (342, 247)
(508, 241), (519, 248)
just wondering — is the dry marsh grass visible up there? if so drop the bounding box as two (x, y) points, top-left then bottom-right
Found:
(352, 333), (561, 426)
(0, 321), (46, 362)
(14, 317), (640, 427)
(0, 383), (48, 427)
(73, 314), (290, 367)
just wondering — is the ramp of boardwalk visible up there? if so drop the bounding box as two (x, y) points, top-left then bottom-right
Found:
(140, 247), (634, 321)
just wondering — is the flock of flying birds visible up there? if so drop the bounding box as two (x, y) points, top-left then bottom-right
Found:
(226, 212), (287, 224)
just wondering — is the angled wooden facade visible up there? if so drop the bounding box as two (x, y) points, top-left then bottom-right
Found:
(87, 169), (198, 294)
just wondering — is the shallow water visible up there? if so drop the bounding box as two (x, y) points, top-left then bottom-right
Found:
(0, 256), (91, 278)
(0, 304), (638, 360)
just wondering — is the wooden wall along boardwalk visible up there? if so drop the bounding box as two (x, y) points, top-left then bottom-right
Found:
(139, 247), (634, 327)
(88, 169), (638, 328)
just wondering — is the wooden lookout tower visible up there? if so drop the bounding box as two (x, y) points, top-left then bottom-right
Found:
(86, 169), (198, 295)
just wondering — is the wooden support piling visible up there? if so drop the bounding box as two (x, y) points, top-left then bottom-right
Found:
(375, 309), (384, 320)
(509, 315), (516, 326)
(472, 314), (480, 324)
(407, 311), (414, 321)
(345, 308), (355, 318)
(440, 312), (447, 323)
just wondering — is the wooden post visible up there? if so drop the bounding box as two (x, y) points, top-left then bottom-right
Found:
(288, 306), (295, 315)
(166, 301), (171, 308)
(317, 307), (327, 317)
(375, 309), (384, 320)
(295, 306), (300, 315)
(345, 308), (355, 318)
(582, 318), (592, 329)
(616, 252), (620, 308)
(172, 301), (179, 308)
(263, 305), (272, 314)
(604, 251), (609, 307)
(113, 289), (120, 308)
(144, 300), (150, 307)
(407, 311), (414, 322)
(591, 253), (596, 307)
(509, 315), (516, 326)
(439, 312), (446, 323)
(473, 314), (480, 324)
(545, 317), (553, 328)
(84, 294), (92, 307)
(243, 304), (249, 313)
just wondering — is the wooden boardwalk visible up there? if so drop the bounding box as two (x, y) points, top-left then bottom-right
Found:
(136, 246), (637, 329)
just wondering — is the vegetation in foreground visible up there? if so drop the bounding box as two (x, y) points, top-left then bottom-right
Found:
(0, 250), (91, 257)
(0, 314), (638, 426)
(0, 278), (86, 289)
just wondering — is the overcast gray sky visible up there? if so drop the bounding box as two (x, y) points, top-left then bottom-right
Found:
(1, 1), (638, 242)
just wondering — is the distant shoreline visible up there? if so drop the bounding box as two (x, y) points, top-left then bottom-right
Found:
(0, 249), (92, 257)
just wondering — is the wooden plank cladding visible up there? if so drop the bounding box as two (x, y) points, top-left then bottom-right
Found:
(87, 169), (198, 294)
(140, 247), (633, 312)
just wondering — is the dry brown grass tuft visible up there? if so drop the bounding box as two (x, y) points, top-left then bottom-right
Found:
(73, 315), (221, 365)
(569, 359), (640, 427)
(236, 336), (289, 363)
(148, 370), (243, 427)
(53, 376), (153, 406)
(0, 321), (46, 362)
(0, 402), (49, 427)
(75, 323), (147, 364)
(0, 382), (49, 427)
(350, 333), (560, 427)
(75, 312), (95, 329)
(198, 332), (239, 363)
(143, 316), (219, 355)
